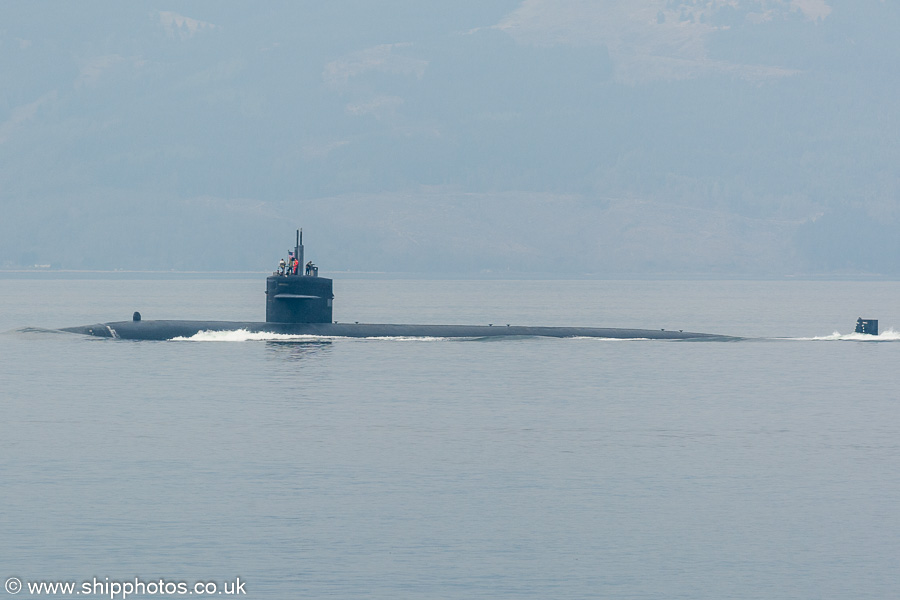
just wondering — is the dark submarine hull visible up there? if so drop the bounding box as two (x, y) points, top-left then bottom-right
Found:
(60, 320), (730, 341)
(59, 231), (734, 341)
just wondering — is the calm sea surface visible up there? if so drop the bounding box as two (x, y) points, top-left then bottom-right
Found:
(1, 277), (899, 599)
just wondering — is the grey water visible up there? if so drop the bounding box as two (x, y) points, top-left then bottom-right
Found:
(2, 277), (899, 599)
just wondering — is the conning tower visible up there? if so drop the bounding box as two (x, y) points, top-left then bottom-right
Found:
(265, 229), (334, 323)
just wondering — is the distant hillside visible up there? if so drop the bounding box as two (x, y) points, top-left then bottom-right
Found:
(2, 2), (899, 276)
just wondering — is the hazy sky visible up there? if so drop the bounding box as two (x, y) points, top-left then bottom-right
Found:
(2, 1), (898, 275)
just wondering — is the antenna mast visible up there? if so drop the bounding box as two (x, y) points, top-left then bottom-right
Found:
(295, 229), (304, 274)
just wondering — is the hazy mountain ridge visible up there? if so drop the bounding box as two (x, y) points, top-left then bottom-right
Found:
(2, 1), (898, 275)
(0, 190), (803, 276)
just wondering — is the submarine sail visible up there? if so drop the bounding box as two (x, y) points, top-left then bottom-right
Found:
(265, 230), (334, 324)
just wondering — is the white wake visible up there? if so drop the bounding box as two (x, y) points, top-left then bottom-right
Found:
(787, 328), (900, 342)
(169, 329), (452, 342)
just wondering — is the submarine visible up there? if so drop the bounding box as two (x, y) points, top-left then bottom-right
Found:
(61, 230), (731, 341)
